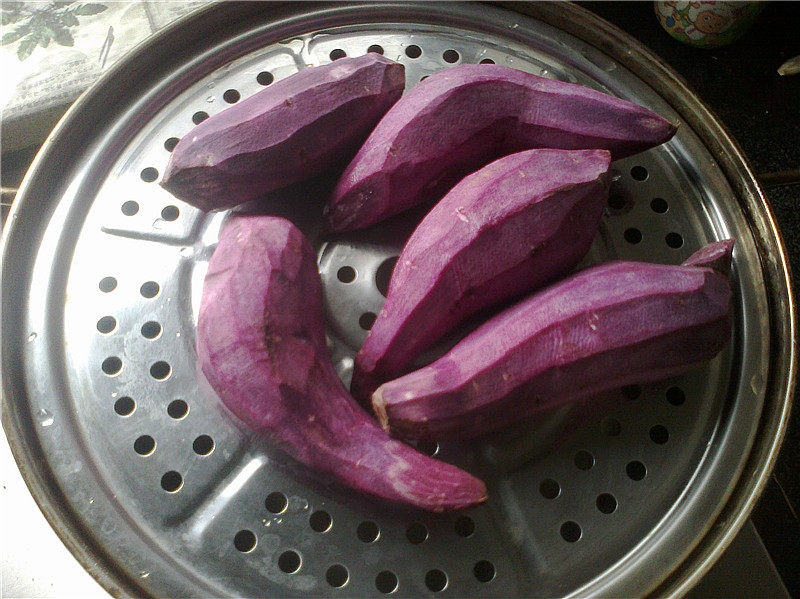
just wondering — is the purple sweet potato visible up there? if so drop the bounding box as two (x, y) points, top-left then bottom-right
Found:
(351, 148), (611, 403)
(161, 54), (405, 211)
(196, 215), (486, 511)
(326, 64), (677, 231)
(372, 241), (734, 441)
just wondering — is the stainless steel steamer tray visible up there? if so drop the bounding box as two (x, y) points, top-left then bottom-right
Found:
(1, 3), (794, 598)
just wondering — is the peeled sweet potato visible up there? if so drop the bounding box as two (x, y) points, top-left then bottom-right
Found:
(326, 64), (677, 231)
(196, 215), (486, 511)
(351, 148), (612, 402)
(372, 241), (733, 441)
(161, 54), (405, 211)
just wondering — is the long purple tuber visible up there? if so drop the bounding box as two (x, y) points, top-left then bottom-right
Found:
(162, 54), (405, 211)
(326, 64), (677, 231)
(351, 148), (611, 402)
(372, 241), (734, 441)
(196, 215), (486, 511)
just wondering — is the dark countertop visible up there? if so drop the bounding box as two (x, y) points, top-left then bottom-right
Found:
(583, 1), (800, 593)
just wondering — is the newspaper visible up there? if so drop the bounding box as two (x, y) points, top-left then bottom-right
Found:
(1, 1), (208, 147)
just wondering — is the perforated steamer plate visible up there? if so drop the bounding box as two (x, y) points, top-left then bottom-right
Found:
(1, 2), (794, 598)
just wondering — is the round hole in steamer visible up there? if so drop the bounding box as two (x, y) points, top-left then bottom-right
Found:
(375, 570), (398, 593)
(233, 529), (256, 553)
(375, 256), (398, 297)
(167, 399), (188, 419)
(624, 228), (642, 244)
(357, 520), (380, 542)
(574, 450), (595, 470)
(596, 493), (618, 514)
(140, 281), (159, 298)
(326, 564), (349, 587)
(278, 550), (301, 573)
(161, 205), (179, 221)
(473, 560), (496, 582)
(101, 356), (122, 375)
(192, 111), (209, 124)
(666, 232), (684, 248)
(442, 49), (459, 63)
(650, 425), (669, 444)
(406, 522), (428, 544)
(265, 491), (288, 514)
(256, 71), (274, 86)
(539, 478), (560, 499)
(223, 89), (240, 103)
(121, 201), (139, 216)
(405, 44), (422, 58)
(160, 470), (183, 493)
(480, 58), (495, 64)
(630, 165), (648, 181)
(560, 521), (582, 542)
(141, 321), (161, 339)
(666, 386), (686, 406)
(114, 396), (135, 416)
(310, 510), (332, 532)
(193, 435), (214, 456)
(602, 417), (622, 437)
(329, 48), (346, 60)
(650, 197), (669, 213)
(134, 435), (156, 456)
(359, 312), (377, 330)
(140, 167), (158, 182)
(337, 266), (356, 283)
(164, 137), (179, 152)
(454, 515), (475, 537)
(96, 316), (116, 334)
(150, 361), (171, 380)
(425, 569), (448, 592)
(626, 460), (647, 481)
(99, 276), (117, 292)
(367, 44), (384, 55)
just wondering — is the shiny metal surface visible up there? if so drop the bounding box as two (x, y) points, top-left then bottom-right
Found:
(1, 2), (793, 598)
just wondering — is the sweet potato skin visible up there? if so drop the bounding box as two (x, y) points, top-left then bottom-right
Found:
(196, 215), (486, 511)
(372, 242), (733, 441)
(326, 64), (677, 231)
(162, 54), (405, 211)
(351, 148), (611, 402)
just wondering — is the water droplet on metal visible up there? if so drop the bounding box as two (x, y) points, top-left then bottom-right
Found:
(206, 95), (215, 103)
(152, 218), (165, 229)
(139, 570), (151, 579)
(88, 497), (94, 504)
(37, 409), (54, 427)
(27, 332), (37, 342)
(180, 246), (194, 258)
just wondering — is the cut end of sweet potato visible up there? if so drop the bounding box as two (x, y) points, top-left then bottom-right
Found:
(682, 239), (734, 275)
(371, 388), (390, 431)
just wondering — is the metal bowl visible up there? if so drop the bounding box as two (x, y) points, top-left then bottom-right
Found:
(1, 2), (794, 597)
